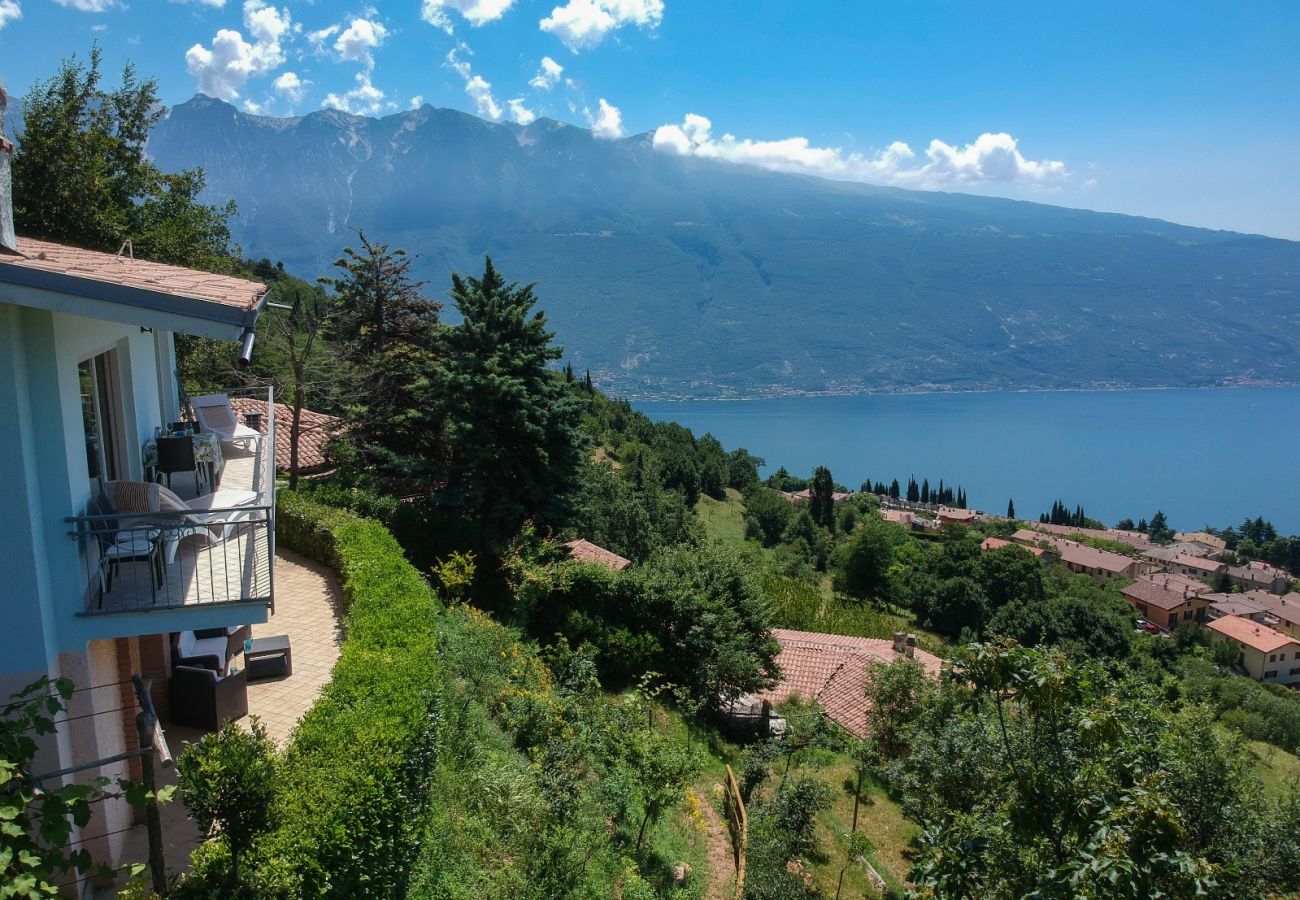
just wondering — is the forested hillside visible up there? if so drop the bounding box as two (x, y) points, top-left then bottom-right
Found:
(146, 95), (1300, 398)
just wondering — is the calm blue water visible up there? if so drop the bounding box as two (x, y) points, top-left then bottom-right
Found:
(635, 387), (1300, 535)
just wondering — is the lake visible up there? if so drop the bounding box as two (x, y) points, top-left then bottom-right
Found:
(635, 387), (1300, 535)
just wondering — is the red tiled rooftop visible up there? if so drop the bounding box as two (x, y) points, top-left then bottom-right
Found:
(1, 237), (268, 311)
(1122, 577), (1195, 611)
(229, 398), (340, 472)
(755, 629), (943, 737)
(981, 536), (1046, 557)
(564, 539), (632, 571)
(1172, 553), (1224, 573)
(1206, 615), (1297, 654)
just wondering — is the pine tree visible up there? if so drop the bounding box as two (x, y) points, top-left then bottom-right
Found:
(957, 487), (966, 509)
(565, 361), (575, 383)
(322, 231), (444, 480)
(440, 257), (586, 547)
(584, 369), (594, 393)
(921, 478), (931, 504)
(1007, 498), (1015, 519)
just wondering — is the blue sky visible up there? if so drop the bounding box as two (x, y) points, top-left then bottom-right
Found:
(2, 0), (1298, 238)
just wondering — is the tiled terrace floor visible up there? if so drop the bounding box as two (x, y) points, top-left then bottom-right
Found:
(244, 547), (345, 745)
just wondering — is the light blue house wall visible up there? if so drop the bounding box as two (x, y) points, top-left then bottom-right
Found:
(0, 298), (267, 684)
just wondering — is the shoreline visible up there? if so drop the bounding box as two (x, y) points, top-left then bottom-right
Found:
(621, 381), (1300, 404)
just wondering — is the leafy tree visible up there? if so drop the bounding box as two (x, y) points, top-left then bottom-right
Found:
(975, 543), (1045, 611)
(1115, 517), (1136, 530)
(13, 47), (234, 270)
(634, 544), (780, 706)
(1149, 510), (1173, 543)
(743, 485), (796, 547)
(176, 719), (277, 888)
(808, 465), (836, 529)
(695, 433), (729, 500)
(440, 258), (586, 547)
(264, 277), (334, 489)
(917, 576), (989, 638)
(322, 231), (444, 483)
(1, 678), (160, 894)
(571, 462), (698, 562)
(783, 508), (833, 571)
(830, 523), (894, 601)
(604, 686), (704, 850)
(726, 447), (765, 489)
(900, 642), (1299, 898)
(862, 657), (932, 761)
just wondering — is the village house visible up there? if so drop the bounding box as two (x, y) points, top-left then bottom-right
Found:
(1225, 562), (1290, 595)
(1237, 591), (1300, 642)
(563, 538), (632, 571)
(1032, 522), (1155, 553)
(1174, 531), (1228, 553)
(936, 505), (978, 526)
(744, 629), (944, 737)
(1120, 577), (1211, 631)
(981, 536), (1048, 558)
(1205, 615), (1300, 685)
(1169, 553), (1227, 583)
(782, 487), (853, 505)
(1011, 529), (1148, 581)
(1202, 594), (1276, 625)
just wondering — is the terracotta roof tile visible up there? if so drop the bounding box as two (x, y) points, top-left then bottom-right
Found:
(564, 539), (632, 571)
(228, 398), (340, 472)
(1122, 577), (1195, 611)
(1206, 615), (1298, 654)
(1, 237), (267, 311)
(755, 629), (943, 737)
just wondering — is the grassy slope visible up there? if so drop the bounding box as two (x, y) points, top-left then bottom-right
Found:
(1245, 739), (1300, 797)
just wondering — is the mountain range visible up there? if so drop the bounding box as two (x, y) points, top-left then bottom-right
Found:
(147, 95), (1300, 399)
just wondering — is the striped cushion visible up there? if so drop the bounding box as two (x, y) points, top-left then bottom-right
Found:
(198, 404), (236, 429)
(110, 480), (157, 513)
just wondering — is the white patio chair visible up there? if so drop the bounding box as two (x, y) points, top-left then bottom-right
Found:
(104, 481), (259, 565)
(190, 393), (260, 449)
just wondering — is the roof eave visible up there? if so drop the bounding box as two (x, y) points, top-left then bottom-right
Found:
(0, 264), (266, 340)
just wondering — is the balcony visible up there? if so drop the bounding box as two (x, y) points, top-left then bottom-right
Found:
(68, 387), (277, 616)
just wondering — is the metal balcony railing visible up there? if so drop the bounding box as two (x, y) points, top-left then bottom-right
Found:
(68, 386), (277, 616)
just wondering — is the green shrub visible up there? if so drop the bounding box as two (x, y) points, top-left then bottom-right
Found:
(180, 492), (443, 898)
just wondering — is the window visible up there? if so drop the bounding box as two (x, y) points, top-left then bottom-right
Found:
(1270, 654), (1277, 662)
(1291, 668), (1300, 676)
(78, 350), (125, 489)
(1264, 671), (1277, 679)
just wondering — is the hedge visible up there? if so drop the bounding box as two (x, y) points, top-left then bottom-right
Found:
(183, 492), (443, 898)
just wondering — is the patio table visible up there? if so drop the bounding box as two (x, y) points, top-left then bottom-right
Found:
(144, 430), (223, 484)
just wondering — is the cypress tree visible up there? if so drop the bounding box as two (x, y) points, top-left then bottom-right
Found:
(809, 466), (836, 529)
(921, 478), (931, 504)
(889, 479), (901, 500)
(1007, 498), (1015, 519)
(583, 369), (594, 392)
(565, 361), (575, 383)
(907, 476), (920, 503)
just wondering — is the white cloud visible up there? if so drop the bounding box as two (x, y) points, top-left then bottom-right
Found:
(171, 0), (227, 6)
(322, 72), (390, 116)
(540, 0), (662, 51)
(586, 97), (622, 139)
(528, 55), (563, 90)
(420, 0), (514, 32)
(242, 98), (264, 114)
(185, 0), (291, 101)
(52, 0), (118, 11)
(409, 95), (424, 109)
(507, 97), (535, 125)
(0, 0), (18, 30)
(307, 24), (338, 51)
(334, 17), (388, 70)
(652, 114), (1068, 189)
(445, 44), (502, 120)
(464, 75), (502, 120)
(272, 70), (308, 104)
(91, 22), (107, 31)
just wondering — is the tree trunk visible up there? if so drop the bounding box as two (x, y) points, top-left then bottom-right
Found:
(289, 372), (304, 490)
